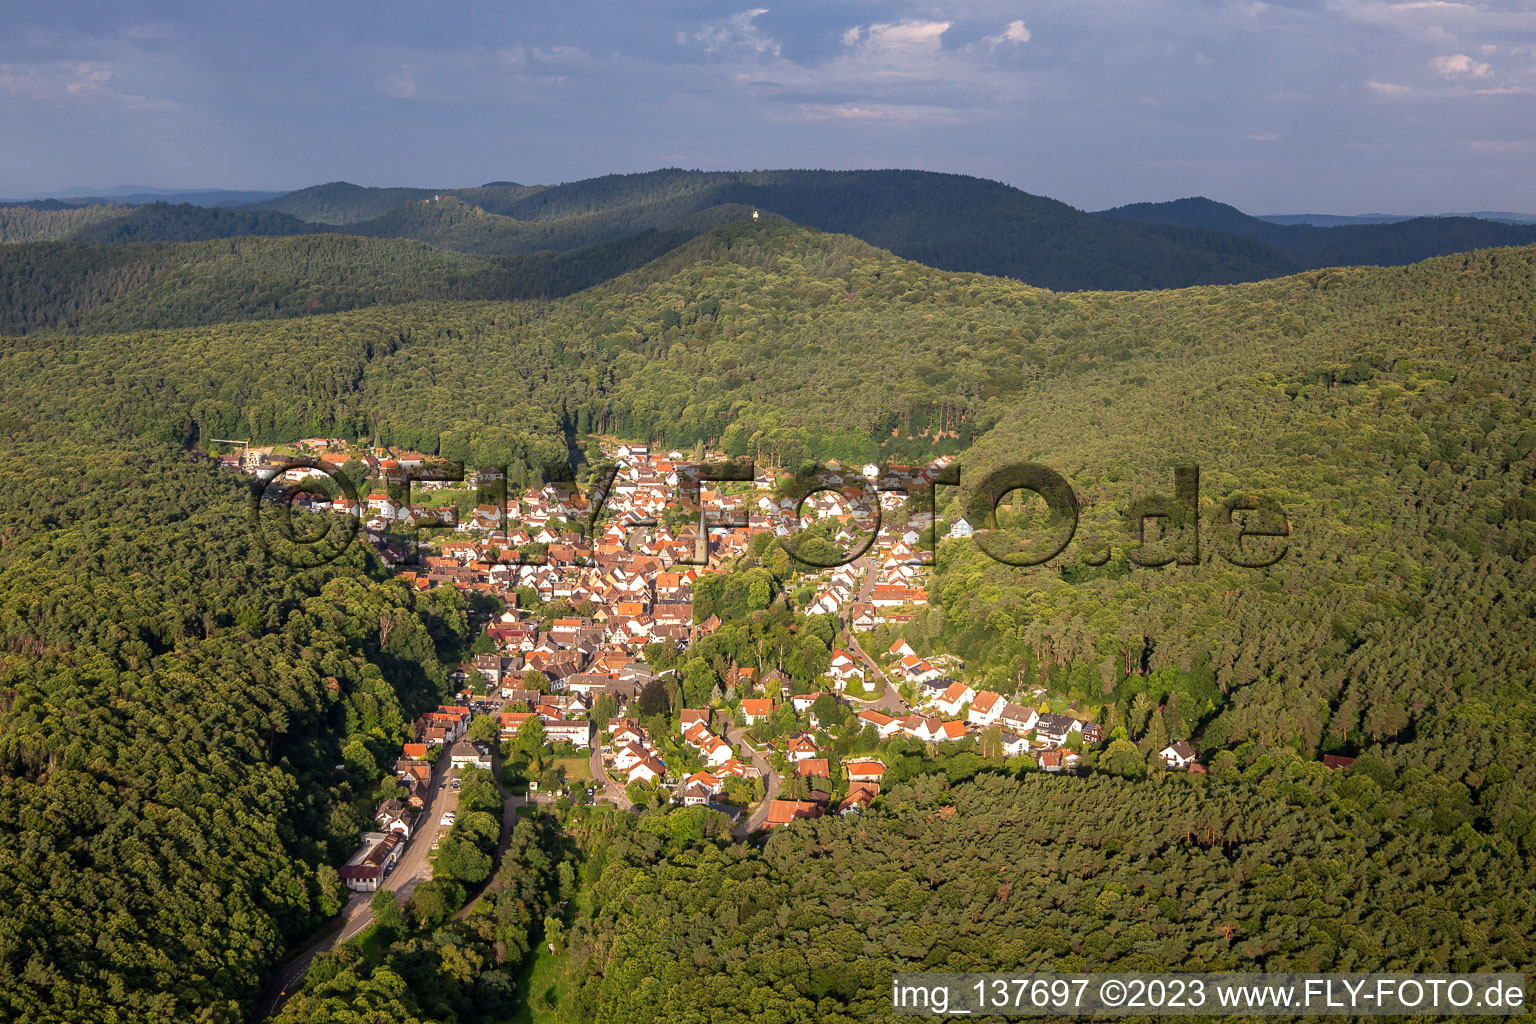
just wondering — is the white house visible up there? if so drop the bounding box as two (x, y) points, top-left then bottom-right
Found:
(450, 740), (493, 772)
(935, 681), (976, 717)
(338, 832), (404, 892)
(999, 704), (1039, 736)
(858, 709), (903, 738)
(1000, 731), (1032, 757)
(1160, 740), (1198, 769)
(899, 655), (942, 685)
(901, 715), (945, 742)
(785, 733), (820, 762)
(740, 698), (775, 725)
(681, 771), (720, 805)
(611, 742), (649, 772)
(1035, 713), (1083, 747)
(628, 756), (665, 784)
(968, 690), (1005, 726)
(827, 650), (864, 688)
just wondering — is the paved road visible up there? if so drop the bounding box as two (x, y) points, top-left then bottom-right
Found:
(452, 751), (526, 922)
(843, 555), (909, 717)
(726, 723), (781, 837)
(846, 631), (909, 716)
(260, 752), (459, 1018)
(854, 552), (878, 604)
(589, 745), (634, 810)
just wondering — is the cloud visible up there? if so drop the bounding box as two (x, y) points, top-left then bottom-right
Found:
(1431, 53), (1491, 77)
(0, 59), (174, 110)
(1464, 139), (1536, 151)
(1366, 78), (1414, 95)
(1246, 132), (1280, 140)
(381, 66), (419, 99)
(789, 102), (961, 122)
(715, 14), (1021, 125)
(842, 20), (952, 59)
(984, 20), (1031, 45)
(682, 9), (781, 58)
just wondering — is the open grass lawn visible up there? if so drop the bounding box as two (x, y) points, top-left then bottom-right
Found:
(552, 755), (590, 782)
(497, 943), (580, 1024)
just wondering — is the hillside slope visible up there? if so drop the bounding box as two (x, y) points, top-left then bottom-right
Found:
(560, 237), (1536, 1023)
(0, 216), (745, 335)
(243, 181), (444, 223)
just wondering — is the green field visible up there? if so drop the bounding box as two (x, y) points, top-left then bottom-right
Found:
(500, 943), (578, 1024)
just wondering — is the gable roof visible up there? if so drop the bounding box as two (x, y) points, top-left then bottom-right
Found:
(938, 680), (973, 704)
(797, 758), (830, 778)
(765, 800), (824, 828)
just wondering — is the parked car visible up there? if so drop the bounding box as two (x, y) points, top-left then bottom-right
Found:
(440, 812), (455, 826)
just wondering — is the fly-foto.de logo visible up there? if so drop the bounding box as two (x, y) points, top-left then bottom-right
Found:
(248, 456), (1290, 571)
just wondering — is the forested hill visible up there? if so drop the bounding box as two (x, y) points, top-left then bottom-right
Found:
(11, 171), (1292, 291)
(0, 200), (317, 244)
(12, 170), (1536, 292)
(236, 167), (1536, 284)
(1, 213), (1534, 1021)
(1097, 195), (1536, 268)
(0, 439), (476, 1023)
(5, 217), (1535, 474)
(558, 236), (1536, 1023)
(242, 181), (444, 223)
(0, 221), (732, 335)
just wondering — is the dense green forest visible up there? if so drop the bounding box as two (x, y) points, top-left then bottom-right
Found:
(564, 765), (1534, 1023)
(0, 201), (135, 242)
(0, 225), (735, 335)
(7, 215), (1535, 470)
(13, 168), (1534, 295)
(0, 200), (317, 244)
(246, 183), (446, 225)
(0, 440), (476, 1022)
(2, 207), (1534, 1021)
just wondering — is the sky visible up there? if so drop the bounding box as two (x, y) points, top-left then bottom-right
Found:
(2, 1), (1534, 213)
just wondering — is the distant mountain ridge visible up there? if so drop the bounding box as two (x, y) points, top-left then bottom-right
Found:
(251, 169), (1298, 290)
(1260, 210), (1536, 226)
(0, 187), (285, 207)
(7, 170), (1536, 293)
(1095, 195), (1536, 269)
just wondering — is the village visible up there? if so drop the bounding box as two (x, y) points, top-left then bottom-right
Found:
(224, 436), (1207, 887)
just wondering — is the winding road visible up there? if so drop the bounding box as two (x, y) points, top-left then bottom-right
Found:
(726, 723), (781, 837)
(450, 751), (526, 922)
